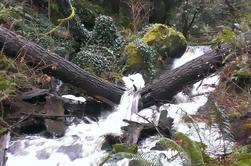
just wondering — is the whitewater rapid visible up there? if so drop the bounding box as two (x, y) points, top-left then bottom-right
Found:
(6, 46), (233, 166)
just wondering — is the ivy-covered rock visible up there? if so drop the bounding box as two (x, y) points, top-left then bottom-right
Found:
(90, 15), (119, 48)
(73, 45), (113, 76)
(141, 23), (187, 58)
(73, 15), (125, 80)
(123, 24), (187, 81)
(123, 40), (159, 80)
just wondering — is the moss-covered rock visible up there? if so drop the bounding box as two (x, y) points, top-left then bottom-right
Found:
(123, 42), (144, 70)
(123, 24), (186, 81)
(112, 143), (137, 154)
(141, 24), (187, 58)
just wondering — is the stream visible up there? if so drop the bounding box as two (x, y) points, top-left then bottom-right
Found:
(6, 46), (234, 166)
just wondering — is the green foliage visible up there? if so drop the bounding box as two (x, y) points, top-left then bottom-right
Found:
(44, 0), (76, 36)
(78, 0), (104, 15)
(141, 24), (187, 58)
(231, 53), (251, 80)
(135, 39), (157, 78)
(13, 7), (75, 55)
(73, 45), (112, 75)
(0, 56), (16, 101)
(89, 15), (118, 48)
(0, 72), (15, 101)
(229, 145), (251, 166)
(174, 132), (205, 166)
(159, 137), (191, 164)
(213, 27), (234, 43)
(123, 24), (186, 80)
(0, 2), (23, 25)
(209, 102), (234, 142)
(0, 56), (29, 101)
(0, 126), (7, 135)
(73, 15), (125, 78)
(112, 144), (137, 154)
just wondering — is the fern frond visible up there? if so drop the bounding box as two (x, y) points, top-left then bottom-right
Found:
(174, 132), (205, 166)
(210, 102), (235, 142)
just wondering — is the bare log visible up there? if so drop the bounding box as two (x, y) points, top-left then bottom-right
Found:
(139, 43), (233, 109)
(0, 26), (124, 106)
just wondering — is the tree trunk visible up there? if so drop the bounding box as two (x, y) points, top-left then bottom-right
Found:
(139, 43), (232, 109)
(0, 26), (246, 109)
(0, 26), (124, 106)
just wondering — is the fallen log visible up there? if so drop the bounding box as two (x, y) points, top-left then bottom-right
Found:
(0, 26), (248, 109)
(139, 43), (233, 109)
(0, 26), (124, 106)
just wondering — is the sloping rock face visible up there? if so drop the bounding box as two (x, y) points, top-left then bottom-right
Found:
(123, 24), (187, 81)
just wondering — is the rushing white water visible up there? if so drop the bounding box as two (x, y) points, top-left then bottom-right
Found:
(6, 74), (145, 166)
(6, 46), (233, 166)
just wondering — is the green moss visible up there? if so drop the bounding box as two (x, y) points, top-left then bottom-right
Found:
(123, 42), (143, 69)
(142, 24), (186, 45)
(175, 132), (205, 166)
(0, 56), (30, 101)
(0, 3), (23, 25)
(0, 126), (7, 135)
(78, 0), (104, 14)
(112, 143), (137, 154)
(141, 24), (187, 58)
(233, 69), (251, 79)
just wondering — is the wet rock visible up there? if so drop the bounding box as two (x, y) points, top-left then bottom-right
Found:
(57, 144), (83, 161)
(0, 132), (9, 166)
(44, 96), (65, 138)
(122, 120), (156, 146)
(101, 134), (123, 151)
(21, 88), (49, 101)
(158, 110), (173, 138)
(150, 141), (167, 151)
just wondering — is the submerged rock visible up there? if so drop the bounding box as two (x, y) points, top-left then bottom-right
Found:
(56, 144), (83, 161)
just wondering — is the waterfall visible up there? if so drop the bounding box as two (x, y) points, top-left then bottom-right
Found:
(6, 46), (234, 166)
(6, 74), (145, 166)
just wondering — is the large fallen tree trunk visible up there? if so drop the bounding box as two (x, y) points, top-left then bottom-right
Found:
(139, 43), (232, 109)
(0, 26), (124, 106)
(0, 26), (248, 109)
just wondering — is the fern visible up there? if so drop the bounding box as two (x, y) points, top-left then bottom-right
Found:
(115, 152), (161, 166)
(210, 102), (235, 142)
(174, 132), (205, 166)
(159, 137), (191, 164)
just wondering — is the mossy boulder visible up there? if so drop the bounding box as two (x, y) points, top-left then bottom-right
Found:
(123, 42), (144, 71)
(141, 24), (187, 58)
(123, 24), (187, 80)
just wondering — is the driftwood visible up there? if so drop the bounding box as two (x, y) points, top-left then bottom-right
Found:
(0, 26), (247, 109)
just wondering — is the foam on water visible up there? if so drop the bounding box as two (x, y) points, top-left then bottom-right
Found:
(6, 74), (145, 166)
